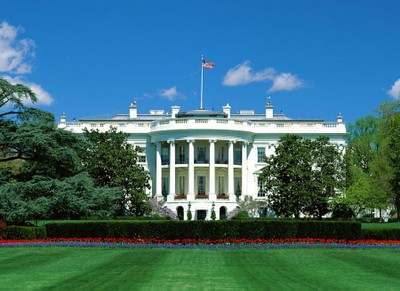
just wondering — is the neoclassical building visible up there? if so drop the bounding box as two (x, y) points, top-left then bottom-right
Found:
(58, 100), (346, 220)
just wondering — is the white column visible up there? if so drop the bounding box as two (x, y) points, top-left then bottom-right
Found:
(228, 140), (235, 201)
(187, 139), (195, 200)
(241, 142), (248, 199)
(209, 139), (216, 201)
(156, 142), (162, 200)
(168, 140), (175, 202)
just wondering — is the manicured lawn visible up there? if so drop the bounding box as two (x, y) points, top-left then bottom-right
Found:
(0, 247), (399, 290)
(362, 222), (400, 229)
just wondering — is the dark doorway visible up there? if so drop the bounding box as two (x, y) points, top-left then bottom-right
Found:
(177, 206), (184, 220)
(197, 210), (207, 220)
(220, 207), (227, 220)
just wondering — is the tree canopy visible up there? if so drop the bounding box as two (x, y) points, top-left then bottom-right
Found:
(259, 135), (345, 219)
(83, 127), (151, 216)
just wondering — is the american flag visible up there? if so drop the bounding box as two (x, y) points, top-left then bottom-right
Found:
(202, 60), (215, 69)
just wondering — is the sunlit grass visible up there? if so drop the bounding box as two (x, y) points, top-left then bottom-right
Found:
(0, 247), (399, 290)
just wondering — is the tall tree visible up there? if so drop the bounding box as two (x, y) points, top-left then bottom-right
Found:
(259, 135), (344, 218)
(83, 127), (151, 216)
(378, 100), (400, 219)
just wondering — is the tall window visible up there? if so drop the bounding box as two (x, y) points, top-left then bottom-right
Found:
(162, 177), (169, 196)
(197, 146), (206, 163)
(179, 176), (185, 194)
(258, 180), (266, 197)
(234, 147), (242, 165)
(217, 146), (225, 163)
(218, 176), (224, 194)
(235, 177), (241, 196)
(257, 147), (265, 163)
(178, 146), (186, 163)
(161, 147), (169, 164)
(197, 176), (206, 194)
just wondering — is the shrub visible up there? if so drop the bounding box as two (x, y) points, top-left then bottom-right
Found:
(235, 211), (250, 219)
(362, 228), (400, 240)
(45, 220), (361, 240)
(0, 220), (6, 239)
(6, 226), (47, 239)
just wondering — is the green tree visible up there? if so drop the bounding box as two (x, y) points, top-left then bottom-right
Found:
(259, 135), (344, 218)
(378, 100), (400, 219)
(345, 114), (392, 216)
(83, 127), (151, 216)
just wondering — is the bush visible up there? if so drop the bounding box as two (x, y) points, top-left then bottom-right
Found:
(362, 228), (400, 240)
(0, 220), (6, 239)
(6, 226), (47, 240)
(45, 220), (361, 240)
(235, 211), (250, 219)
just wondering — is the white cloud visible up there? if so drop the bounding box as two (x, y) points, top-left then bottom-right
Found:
(160, 86), (181, 101)
(268, 73), (304, 93)
(388, 79), (400, 99)
(0, 21), (35, 74)
(2, 75), (54, 105)
(222, 61), (276, 86)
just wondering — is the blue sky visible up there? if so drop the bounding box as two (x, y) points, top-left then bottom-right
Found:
(1, 0), (400, 124)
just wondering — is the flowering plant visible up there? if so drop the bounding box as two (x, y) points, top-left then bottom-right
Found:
(217, 194), (229, 199)
(2, 237), (400, 249)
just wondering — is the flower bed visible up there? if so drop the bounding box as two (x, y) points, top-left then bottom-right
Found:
(2, 238), (400, 249)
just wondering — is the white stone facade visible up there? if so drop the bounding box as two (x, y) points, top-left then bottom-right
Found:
(58, 101), (347, 220)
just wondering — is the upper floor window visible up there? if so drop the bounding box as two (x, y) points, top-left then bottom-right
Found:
(234, 147), (242, 165)
(257, 147), (266, 163)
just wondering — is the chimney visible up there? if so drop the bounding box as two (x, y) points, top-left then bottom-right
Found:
(336, 112), (343, 123)
(129, 101), (138, 119)
(171, 106), (180, 118)
(265, 97), (273, 119)
(222, 103), (231, 118)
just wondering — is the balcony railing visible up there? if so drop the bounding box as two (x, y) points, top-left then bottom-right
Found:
(195, 194), (209, 199)
(175, 194), (187, 200)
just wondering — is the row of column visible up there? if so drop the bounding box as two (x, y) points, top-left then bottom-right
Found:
(156, 139), (248, 201)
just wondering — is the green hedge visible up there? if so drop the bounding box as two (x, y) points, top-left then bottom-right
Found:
(6, 226), (47, 240)
(45, 220), (361, 240)
(362, 228), (400, 240)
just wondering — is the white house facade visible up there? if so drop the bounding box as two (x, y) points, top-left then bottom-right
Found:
(58, 100), (347, 220)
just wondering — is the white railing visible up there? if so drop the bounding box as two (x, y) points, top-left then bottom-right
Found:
(62, 118), (346, 134)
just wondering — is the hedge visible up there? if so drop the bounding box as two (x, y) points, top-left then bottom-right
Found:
(361, 228), (400, 240)
(45, 220), (361, 240)
(6, 226), (47, 240)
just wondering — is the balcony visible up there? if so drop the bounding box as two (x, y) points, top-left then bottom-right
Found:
(217, 194), (229, 199)
(175, 194), (187, 200)
(195, 194), (209, 199)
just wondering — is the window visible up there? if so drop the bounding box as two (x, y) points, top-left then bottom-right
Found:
(138, 155), (146, 163)
(197, 176), (206, 194)
(179, 176), (185, 195)
(258, 180), (266, 197)
(235, 177), (241, 196)
(197, 146), (206, 163)
(217, 146), (225, 163)
(218, 176), (224, 194)
(178, 146), (186, 163)
(257, 147), (265, 163)
(162, 177), (169, 196)
(161, 147), (169, 165)
(234, 147), (242, 165)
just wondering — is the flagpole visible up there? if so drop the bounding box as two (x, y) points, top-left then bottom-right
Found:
(200, 55), (204, 110)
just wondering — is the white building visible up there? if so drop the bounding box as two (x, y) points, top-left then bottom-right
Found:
(58, 100), (346, 220)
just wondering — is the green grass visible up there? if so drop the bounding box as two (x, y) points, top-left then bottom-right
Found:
(362, 222), (400, 229)
(0, 247), (400, 290)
